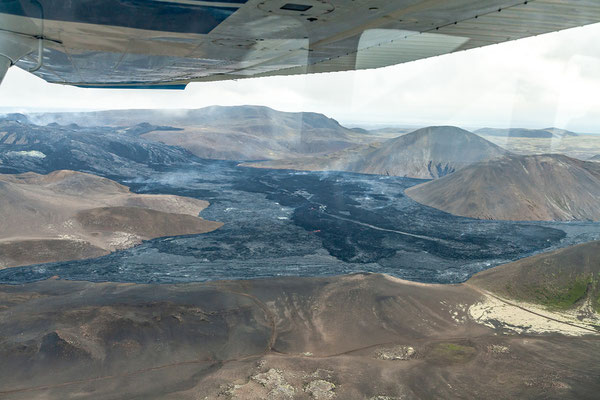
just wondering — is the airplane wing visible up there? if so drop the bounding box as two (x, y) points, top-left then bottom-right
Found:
(1, 0), (599, 88)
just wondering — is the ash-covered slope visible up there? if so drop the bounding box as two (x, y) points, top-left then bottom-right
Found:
(406, 154), (600, 221)
(15, 106), (376, 161)
(0, 118), (195, 176)
(245, 126), (507, 179)
(0, 170), (222, 268)
(476, 127), (579, 138)
(1, 266), (598, 399)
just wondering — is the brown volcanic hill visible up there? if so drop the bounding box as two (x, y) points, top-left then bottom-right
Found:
(406, 154), (600, 221)
(0, 170), (222, 268)
(468, 241), (600, 312)
(354, 126), (507, 178)
(244, 126), (507, 179)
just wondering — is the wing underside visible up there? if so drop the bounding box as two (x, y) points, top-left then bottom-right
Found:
(1, 0), (600, 88)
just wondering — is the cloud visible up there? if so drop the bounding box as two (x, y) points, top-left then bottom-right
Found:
(1, 22), (600, 132)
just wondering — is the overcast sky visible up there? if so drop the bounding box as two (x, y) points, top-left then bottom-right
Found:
(1, 22), (600, 132)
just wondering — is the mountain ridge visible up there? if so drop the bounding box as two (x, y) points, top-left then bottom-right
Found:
(12, 105), (381, 161)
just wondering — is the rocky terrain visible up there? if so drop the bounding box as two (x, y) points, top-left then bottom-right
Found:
(244, 126), (507, 179)
(591, 154), (600, 161)
(0, 170), (222, 268)
(0, 116), (197, 177)
(0, 241), (598, 399)
(406, 154), (600, 221)
(476, 127), (579, 138)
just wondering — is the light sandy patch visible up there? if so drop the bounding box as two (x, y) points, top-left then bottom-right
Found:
(107, 232), (143, 250)
(468, 294), (599, 336)
(382, 274), (443, 288)
(6, 150), (46, 158)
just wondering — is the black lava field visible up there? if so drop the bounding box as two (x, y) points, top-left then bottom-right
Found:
(2, 160), (600, 285)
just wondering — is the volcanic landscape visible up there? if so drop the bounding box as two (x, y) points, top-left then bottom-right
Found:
(1, 108), (600, 399)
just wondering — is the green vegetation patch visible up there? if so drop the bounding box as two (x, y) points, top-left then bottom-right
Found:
(527, 275), (596, 311)
(430, 342), (476, 363)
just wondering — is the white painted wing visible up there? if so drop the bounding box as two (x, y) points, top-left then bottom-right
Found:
(1, 0), (599, 88)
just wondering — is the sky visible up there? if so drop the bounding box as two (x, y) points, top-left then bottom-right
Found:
(1, 22), (600, 133)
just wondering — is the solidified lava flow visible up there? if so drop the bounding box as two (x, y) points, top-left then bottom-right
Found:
(2, 163), (599, 285)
